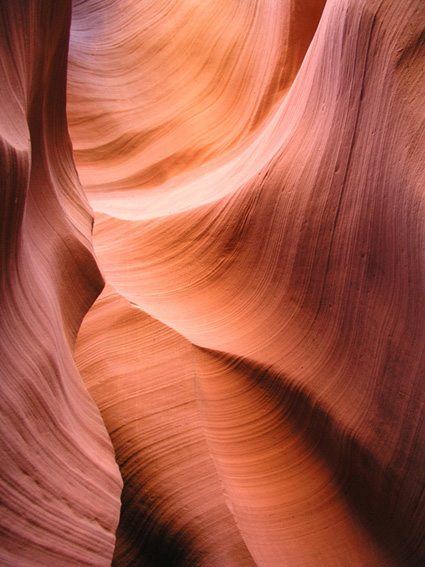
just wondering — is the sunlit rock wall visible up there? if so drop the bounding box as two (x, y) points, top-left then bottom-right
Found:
(1, 0), (425, 565)
(71, 0), (425, 564)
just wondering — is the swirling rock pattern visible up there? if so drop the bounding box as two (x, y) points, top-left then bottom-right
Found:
(0, 2), (121, 566)
(67, 0), (326, 217)
(1, 0), (425, 565)
(75, 286), (256, 566)
(70, 0), (425, 565)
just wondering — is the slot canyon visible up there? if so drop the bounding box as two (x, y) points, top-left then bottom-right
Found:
(1, 0), (425, 565)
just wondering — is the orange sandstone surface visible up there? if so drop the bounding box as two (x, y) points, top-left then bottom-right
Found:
(1, 0), (425, 565)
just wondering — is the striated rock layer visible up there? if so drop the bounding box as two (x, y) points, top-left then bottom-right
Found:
(75, 286), (256, 566)
(70, 0), (425, 565)
(1, 0), (425, 565)
(67, 0), (326, 217)
(0, 2), (121, 566)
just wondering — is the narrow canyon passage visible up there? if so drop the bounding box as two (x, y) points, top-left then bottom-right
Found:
(1, 0), (425, 565)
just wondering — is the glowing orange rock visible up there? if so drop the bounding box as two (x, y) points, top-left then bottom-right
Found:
(75, 286), (256, 566)
(73, 0), (425, 564)
(1, 0), (424, 565)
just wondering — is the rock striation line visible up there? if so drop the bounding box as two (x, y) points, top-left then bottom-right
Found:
(0, 2), (122, 565)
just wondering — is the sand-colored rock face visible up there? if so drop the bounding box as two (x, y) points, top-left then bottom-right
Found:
(0, 2), (121, 566)
(1, 0), (425, 565)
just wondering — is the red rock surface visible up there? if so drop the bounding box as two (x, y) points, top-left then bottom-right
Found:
(75, 286), (256, 566)
(0, 2), (122, 566)
(2, 0), (425, 565)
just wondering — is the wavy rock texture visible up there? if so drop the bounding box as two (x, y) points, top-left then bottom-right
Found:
(75, 286), (256, 566)
(67, 0), (326, 217)
(0, 2), (122, 566)
(1, 0), (425, 565)
(70, 0), (425, 565)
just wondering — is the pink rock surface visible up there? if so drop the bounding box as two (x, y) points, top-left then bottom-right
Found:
(1, 0), (425, 565)
(71, 0), (425, 564)
(0, 2), (121, 566)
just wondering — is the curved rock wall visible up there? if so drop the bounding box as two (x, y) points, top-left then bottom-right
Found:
(75, 286), (256, 566)
(71, 0), (425, 565)
(0, 2), (122, 566)
(1, 0), (424, 565)
(67, 0), (326, 217)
